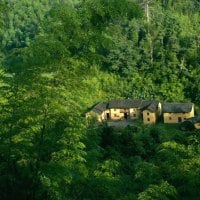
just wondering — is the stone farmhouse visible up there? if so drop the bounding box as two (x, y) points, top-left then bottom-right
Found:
(162, 103), (194, 123)
(86, 99), (194, 125)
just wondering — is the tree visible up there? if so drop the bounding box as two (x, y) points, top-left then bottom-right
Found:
(138, 181), (177, 200)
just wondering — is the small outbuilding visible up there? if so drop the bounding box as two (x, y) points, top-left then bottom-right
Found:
(86, 102), (109, 122)
(181, 116), (200, 130)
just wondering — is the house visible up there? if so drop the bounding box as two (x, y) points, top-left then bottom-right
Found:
(141, 101), (162, 124)
(107, 99), (162, 123)
(108, 99), (142, 120)
(86, 102), (109, 122)
(162, 103), (194, 124)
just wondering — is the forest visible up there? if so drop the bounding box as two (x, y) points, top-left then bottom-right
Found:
(0, 0), (200, 199)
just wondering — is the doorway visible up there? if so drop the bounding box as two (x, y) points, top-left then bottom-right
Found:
(124, 112), (128, 119)
(178, 117), (182, 123)
(106, 113), (110, 120)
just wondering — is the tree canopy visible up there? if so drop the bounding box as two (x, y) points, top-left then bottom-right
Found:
(0, 0), (200, 199)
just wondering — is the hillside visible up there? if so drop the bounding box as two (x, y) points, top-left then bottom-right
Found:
(0, 0), (200, 199)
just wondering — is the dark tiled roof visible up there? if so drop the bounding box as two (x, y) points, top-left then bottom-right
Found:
(163, 103), (193, 113)
(91, 102), (107, 114)
(108, 99), (142, 109)
(140, 100), (160, 112)
(107, 99), (160, 111)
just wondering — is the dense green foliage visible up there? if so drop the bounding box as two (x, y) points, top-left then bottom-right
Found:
(0, 0), (200, 199)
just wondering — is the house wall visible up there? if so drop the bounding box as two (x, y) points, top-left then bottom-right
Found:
(86, 111), (102, 122)
(103, 109), (110, 120)
(110, 108), (130, 120)
(86, 112), (94, 119)
(129, 108), (141, 119)
(143, 110), (157, 124)
(163, 106), (194, 123)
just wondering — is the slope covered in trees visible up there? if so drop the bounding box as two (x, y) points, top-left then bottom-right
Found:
(0, 0), (200, 199)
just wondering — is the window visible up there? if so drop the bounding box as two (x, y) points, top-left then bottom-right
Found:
(114, 114), (117, 117)
(147, 112), (150, 115)
(133, 114), (136, 117)
(147, 118), (150, 121)
(169, 117), (172, 120)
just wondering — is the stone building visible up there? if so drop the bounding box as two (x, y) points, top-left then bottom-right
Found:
(162, 103), (194, 123)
